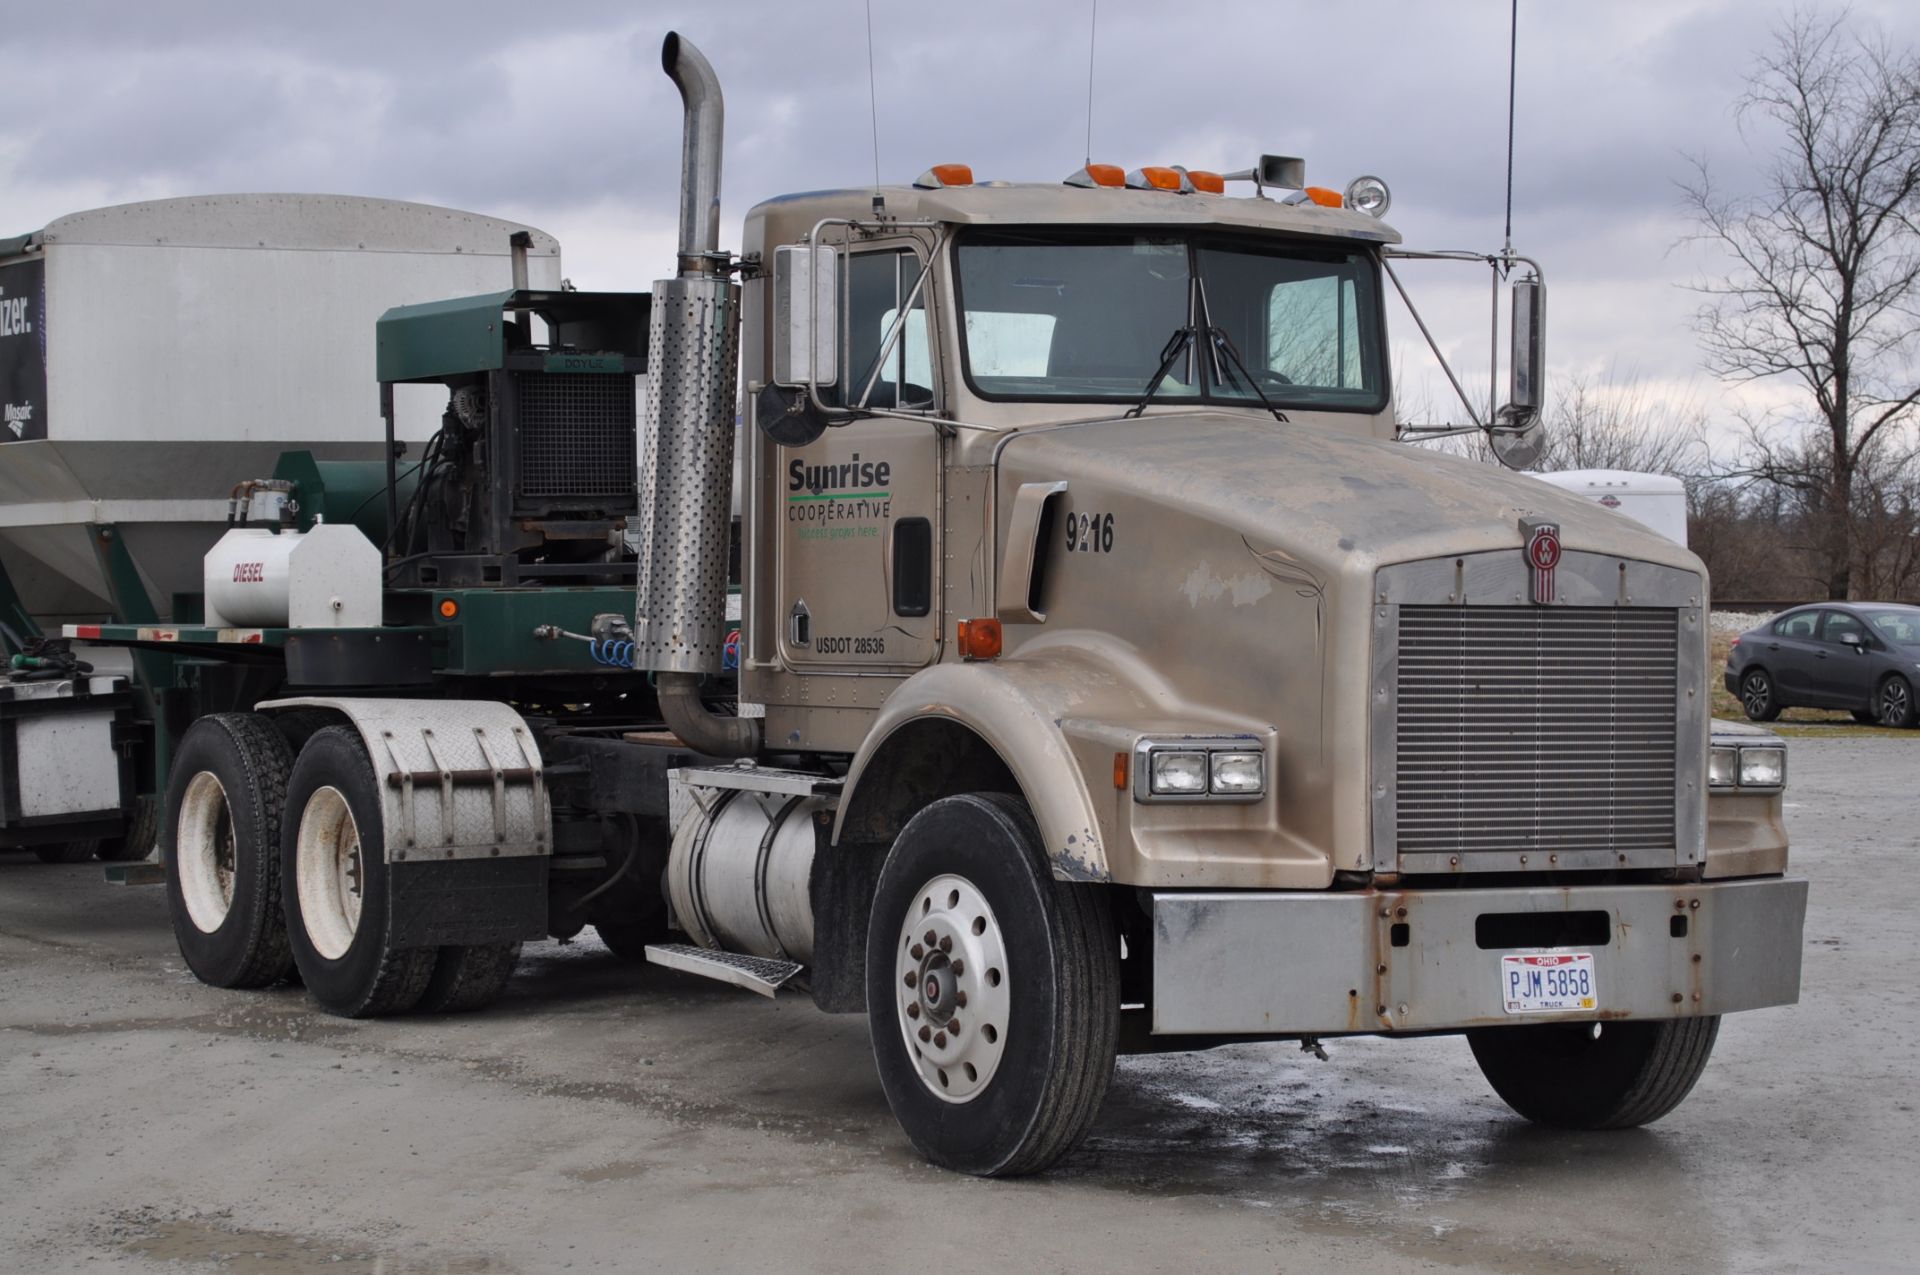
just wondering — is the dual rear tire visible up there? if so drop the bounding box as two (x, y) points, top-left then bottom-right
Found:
(162, 715), (517, 1016)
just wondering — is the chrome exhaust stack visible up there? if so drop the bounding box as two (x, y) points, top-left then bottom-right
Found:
(636, 32), (759, 756)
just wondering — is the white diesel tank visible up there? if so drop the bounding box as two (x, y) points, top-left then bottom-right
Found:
(1532, 469), (1689, 547)
(0, 194), (562, 626)
(202, 523), (382, 630)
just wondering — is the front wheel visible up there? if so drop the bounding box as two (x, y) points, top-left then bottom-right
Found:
(1877, 674), (1917, 728)
(281, 726), (437, 1017)
(1740, 668), (1781, 722)
(865, 793), (1119, 1177)
(1468, 1016), (1720, 1129)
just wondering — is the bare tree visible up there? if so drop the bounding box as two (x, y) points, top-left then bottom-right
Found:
(1408, 370), (1707, 476)
(1681, 10), (1920, 600)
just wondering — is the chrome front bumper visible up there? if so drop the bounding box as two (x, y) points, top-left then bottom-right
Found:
(1149, 876), (1808, 1036)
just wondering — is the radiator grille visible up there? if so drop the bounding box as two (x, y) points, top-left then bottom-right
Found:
(514, 371), (637, 501)
(1394, 606), (1678, 857)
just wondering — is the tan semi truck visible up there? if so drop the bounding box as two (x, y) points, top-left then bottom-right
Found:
(78, 33), (1805, 1178)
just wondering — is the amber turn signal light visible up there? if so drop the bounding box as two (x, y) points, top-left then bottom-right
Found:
(1304, 186), (1343, 207)
(438, 598), (459, 619)
(957, 617), (1003, 661)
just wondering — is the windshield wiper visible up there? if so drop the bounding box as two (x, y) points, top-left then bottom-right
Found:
(1123, 325), (1198, 419)
(1202, 327), (1291, 424)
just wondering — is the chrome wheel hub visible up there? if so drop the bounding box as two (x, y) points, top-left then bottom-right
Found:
(1883, 680), (1910, 725)
(894, 873), (1009, 1103)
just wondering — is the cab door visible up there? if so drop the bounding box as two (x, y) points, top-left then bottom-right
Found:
(774, 244), (942, 674)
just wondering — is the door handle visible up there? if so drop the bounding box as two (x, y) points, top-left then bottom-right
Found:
(788, 598), (811, 648)
(1767, 643), (1781, 651)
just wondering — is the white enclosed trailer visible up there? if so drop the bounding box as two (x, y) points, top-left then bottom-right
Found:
(1532, 468), (1688, 546)
(0, 194), (562, 624)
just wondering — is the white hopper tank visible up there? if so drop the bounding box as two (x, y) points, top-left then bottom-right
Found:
(1531, 468), (1689, 547)
(0, 194), (562, 625)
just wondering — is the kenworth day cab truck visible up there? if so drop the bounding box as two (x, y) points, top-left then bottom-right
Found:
(64, 35), (1803, 1176)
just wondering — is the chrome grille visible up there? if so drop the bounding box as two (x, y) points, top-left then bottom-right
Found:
(1394, 606), (1678, 858)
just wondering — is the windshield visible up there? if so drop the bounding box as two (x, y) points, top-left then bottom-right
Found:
(1864, 605), (1920, 644)
(953, 229), (1386, 411)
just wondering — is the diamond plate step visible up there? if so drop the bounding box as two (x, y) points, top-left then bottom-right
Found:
(643, 943), (804, 998)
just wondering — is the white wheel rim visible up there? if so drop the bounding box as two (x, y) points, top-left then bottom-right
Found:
(894, 873), (1010, 1104)
(176, 771), (237, 934)
(296, 785), (364, 961)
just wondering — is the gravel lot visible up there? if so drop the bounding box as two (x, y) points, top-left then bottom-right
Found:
(1, 735), (1914, 1274)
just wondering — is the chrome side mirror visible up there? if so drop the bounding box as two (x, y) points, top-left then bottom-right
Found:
(772, 243), (838, 389)
(1490, 276), (1547, 471)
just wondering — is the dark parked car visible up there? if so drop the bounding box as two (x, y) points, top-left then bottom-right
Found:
(1725, 602), (1920, 727)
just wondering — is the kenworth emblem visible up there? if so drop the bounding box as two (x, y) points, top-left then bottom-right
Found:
(1521, 518), (1562, 603)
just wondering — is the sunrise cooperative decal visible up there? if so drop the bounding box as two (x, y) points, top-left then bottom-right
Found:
(788, 453), (891, 541)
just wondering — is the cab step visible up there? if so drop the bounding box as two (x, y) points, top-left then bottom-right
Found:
(643, 943), (803, 998)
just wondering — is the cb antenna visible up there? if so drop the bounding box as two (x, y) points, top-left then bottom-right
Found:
(1084, 0), (1099, 166)
(865, 0), (882, 201)
(1502, 0), (1518, 260)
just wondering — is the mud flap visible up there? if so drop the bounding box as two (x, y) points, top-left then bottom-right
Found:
(388, 857), (548, 949)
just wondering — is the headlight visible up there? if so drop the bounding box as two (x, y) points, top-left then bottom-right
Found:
(1709, 740), (1786, 792)
(1738, 746), (1786, 788)
(1135, 737), (1269, 803)
(1149, 751), (1208, 796)
(1210, 752), (1265, 795)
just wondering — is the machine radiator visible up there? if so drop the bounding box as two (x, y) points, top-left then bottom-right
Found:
(1393, 606), (1679, 859)
(513, 371), (637, 502)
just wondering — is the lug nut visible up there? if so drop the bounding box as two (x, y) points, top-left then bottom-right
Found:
(939, 935), (953, 954)
(955, 990), (968, 1007)
(950, 960), (964, 977)
(911, 943), (924, 960)
(948, 1017), (961, 1034)
(933, 1032), (947, 1048)
(907, 1003), (920, 1019)
(903, 971), (917, 988)
(925, 929), (937, 946)
(919, 1024), (932, 1042)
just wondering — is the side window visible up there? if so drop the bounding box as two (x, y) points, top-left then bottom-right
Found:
(1773, 611), (1819, 639)
(1821, 611), (1867, 644)
(836, 249), (932, 410)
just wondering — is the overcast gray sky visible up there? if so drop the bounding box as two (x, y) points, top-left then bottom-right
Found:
(6, 0), (1918, 442)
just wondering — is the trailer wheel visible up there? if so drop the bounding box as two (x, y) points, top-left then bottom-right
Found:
(416, 943), (522, 1014)
(163, 713), (296, 988)
(864, 792), (1119, 1177)
(282, 726), (436, 1018)
(1468, 1015), (1721, 1129)
(33, 839), (101, 864)
(98, 795), (161, 862)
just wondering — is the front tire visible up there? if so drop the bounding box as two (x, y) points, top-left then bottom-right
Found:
(1468, 1016), (1720, 1129)
(1740, 668), (1781, 721)
(282, 726), (437, 1018)
(1877, 674), (1917, 728)
(865, 792), (1119, 1177)
(162, 714), (296, 988)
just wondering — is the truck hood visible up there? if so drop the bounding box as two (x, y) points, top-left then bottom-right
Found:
(997, 411), (1704, 580)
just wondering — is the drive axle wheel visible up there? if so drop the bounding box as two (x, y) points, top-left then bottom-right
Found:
(33, 839), (100, 864)
(162, 714), (296, 988)
(282, 727), (436, 1018)
(865, 793), (1119, 1177)
(1468, 1016), (1721, 1129)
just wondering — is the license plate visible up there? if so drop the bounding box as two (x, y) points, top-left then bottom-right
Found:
(1500, 952), (1597, 1015)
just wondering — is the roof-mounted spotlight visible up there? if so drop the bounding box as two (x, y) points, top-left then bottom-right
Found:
(1344, 174), (1391, 217)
